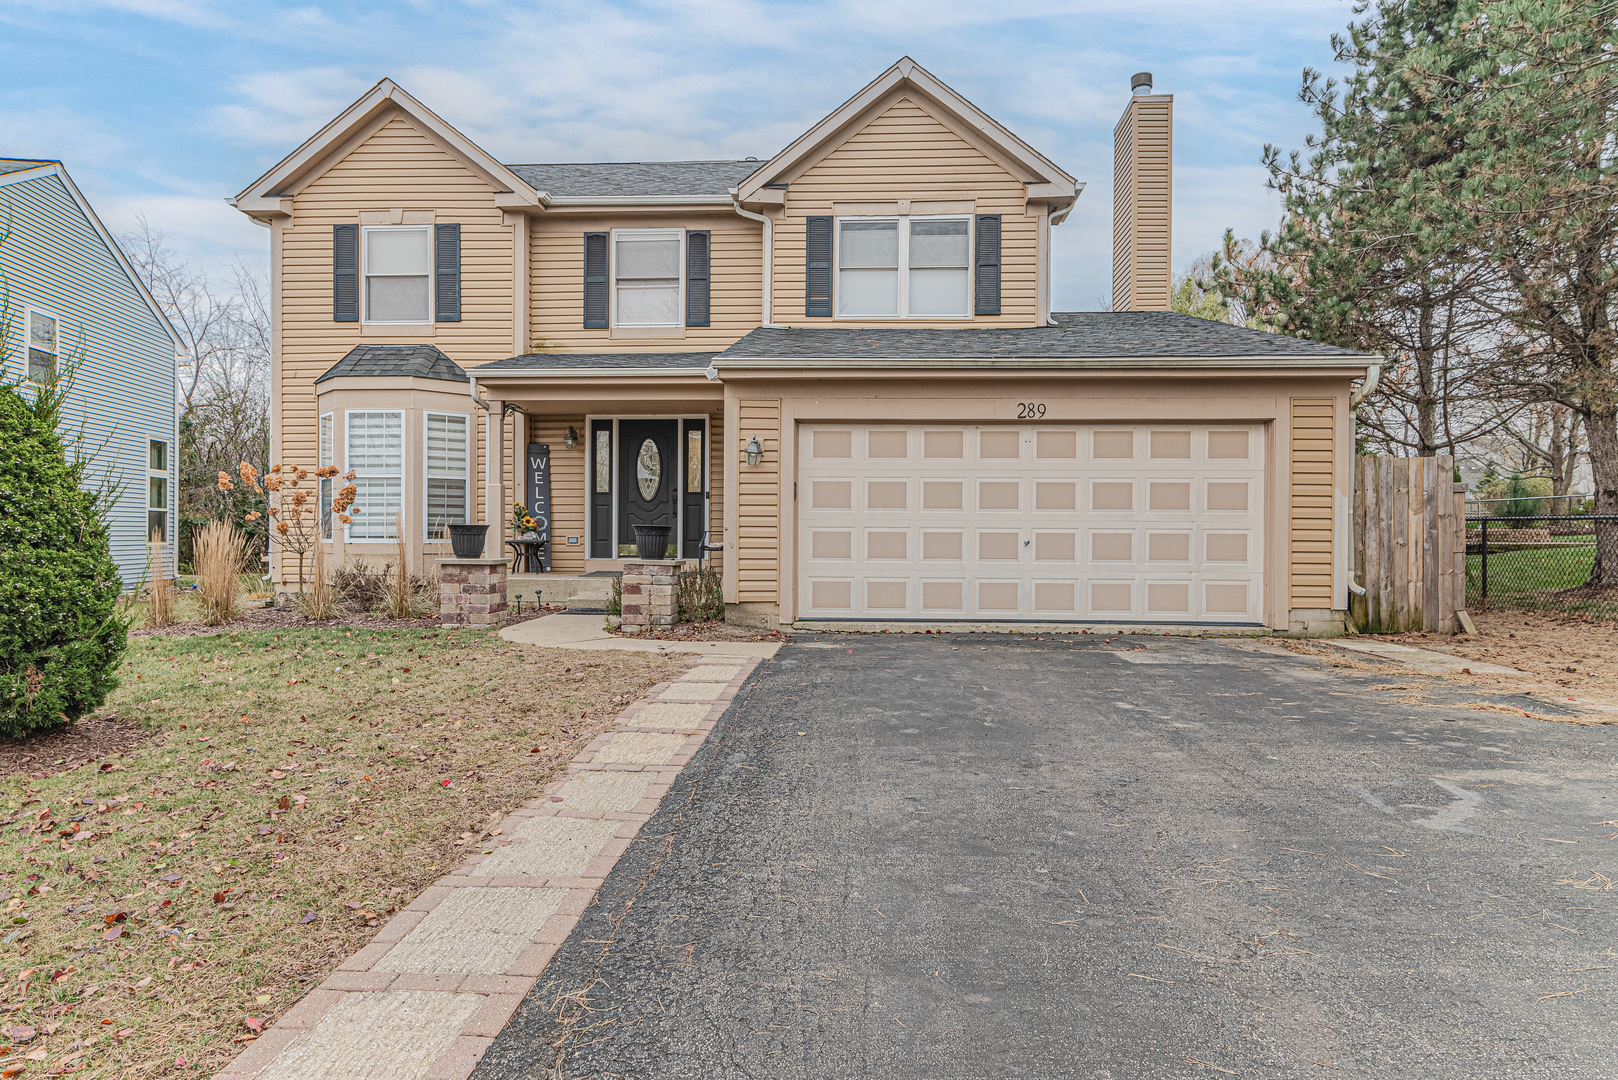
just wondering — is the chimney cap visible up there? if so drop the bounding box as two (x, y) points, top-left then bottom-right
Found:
(1131, 72), (1153, 95)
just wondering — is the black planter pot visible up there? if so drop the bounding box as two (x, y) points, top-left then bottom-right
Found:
(632, 525), (673, 561)
(448, 523), (489, 559)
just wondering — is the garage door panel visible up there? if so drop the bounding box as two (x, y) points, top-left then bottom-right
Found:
(798, 423), (1264, 623)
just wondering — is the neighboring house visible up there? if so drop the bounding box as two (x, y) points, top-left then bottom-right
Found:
(232, 59), (1375, 634)
(0, 158), (181, 585)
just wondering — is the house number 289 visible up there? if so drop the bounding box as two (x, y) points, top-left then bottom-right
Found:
(1016, 402), (1047, 419)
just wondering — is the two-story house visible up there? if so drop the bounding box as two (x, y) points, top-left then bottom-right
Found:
(233, 59), (1374, 634)
(2, 158), (182, 585)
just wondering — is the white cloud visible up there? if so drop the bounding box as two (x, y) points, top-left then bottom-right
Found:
(209, 67), (372, 147)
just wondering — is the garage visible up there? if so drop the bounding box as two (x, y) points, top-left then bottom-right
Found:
(797, 423), (1265, 624)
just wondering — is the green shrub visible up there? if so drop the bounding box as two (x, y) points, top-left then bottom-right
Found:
(0, 382), (127, 736)
(1502, 472), (1542, 519)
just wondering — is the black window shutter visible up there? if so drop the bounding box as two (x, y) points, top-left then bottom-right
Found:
(805, 216), (832, 317)
(333, 224), (359, 322)
(435, 223), (461, 322)
(974, 214), (1002, 316)
(583, 232), (609, 329)
(685, 230), (711, 328)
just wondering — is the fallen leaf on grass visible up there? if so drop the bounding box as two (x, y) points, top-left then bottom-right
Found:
(244, 1016), (263, 1033)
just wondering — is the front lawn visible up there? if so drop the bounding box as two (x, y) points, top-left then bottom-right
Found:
(0, 626), (684, 1077)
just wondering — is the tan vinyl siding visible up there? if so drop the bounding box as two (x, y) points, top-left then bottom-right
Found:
(529, 215), (761, 351)
(736, 400), (780, 602)
(1111, 97), (1171, 312)
(774, 95), (1038, 328)
(280, 113), (515, 547)
(524, 415), (588, 574)
(1288, 398), (1336, 607)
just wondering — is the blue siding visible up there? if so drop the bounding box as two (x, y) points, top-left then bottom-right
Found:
(0, 172), (177, 585)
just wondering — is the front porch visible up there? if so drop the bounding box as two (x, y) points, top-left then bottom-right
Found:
(474, 353), (726, 584)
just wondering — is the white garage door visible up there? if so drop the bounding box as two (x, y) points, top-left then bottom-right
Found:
(797, 424), (1264, 624)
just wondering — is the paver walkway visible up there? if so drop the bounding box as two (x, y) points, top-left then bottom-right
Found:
(214, 656), (764, 1080)
(500, 612), (781, 658)
(474, 633), (1615, 1079)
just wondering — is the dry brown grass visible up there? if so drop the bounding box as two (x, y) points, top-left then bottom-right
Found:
(0, 626), (685, 1076)
(299, 539), (336, 621)
(142, 543), (174, 629)
(193, 522), (248, 626)
(383, 520), (417, 619)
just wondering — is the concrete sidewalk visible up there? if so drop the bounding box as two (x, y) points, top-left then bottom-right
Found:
(214, 656), (764, 1080)
(1321, 638), (1523, 675)
(500, 612), (782, 658)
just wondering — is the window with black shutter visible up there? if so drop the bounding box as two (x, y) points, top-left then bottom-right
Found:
(805, 216), (832, 317)
(434, 223), (461, 322)
(583, 232), (609, 329)
(686, 230), (711, 327)
(974, 214), (1002, 316)
(333, 224), (359, 322)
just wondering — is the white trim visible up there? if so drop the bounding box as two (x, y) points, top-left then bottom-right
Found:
(609, 227), (686, 329)
(146, 437), (171, 544)
(833, 214), (972, 320)
(360, 224), (433, 326)
(423, 410), (472, 542)
(343, 408), (405, 541)
(546, 194), (734, 207)
(19, 303), (64, 383)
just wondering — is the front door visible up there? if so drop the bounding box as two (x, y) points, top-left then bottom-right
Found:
(617, 419), (678, 556)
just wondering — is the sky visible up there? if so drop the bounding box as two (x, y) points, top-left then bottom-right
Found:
(0, 0), (1357, 311)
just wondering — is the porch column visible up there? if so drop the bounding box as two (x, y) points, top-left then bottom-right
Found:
(487, 398), (506, 558)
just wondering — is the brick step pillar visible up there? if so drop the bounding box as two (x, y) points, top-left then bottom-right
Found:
(620, 560), (680, 636)
(437, 558), (508, 627)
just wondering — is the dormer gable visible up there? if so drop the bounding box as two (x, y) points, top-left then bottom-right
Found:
(737, 57), (1080, 222)
(232, 79), (539, 223)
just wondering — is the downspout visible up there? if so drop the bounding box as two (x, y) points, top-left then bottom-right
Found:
(1346, 360), (1381, 598)
(731, 197), (777, 327)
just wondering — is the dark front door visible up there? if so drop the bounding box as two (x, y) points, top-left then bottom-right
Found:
(617, 419), (678, 556)
(681, 420), (706, 559)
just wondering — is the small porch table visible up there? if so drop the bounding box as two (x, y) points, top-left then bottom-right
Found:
(505, 538), (547, 574)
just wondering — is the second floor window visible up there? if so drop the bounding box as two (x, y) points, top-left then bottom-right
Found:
(613, 229), (682, 327)
(364, 226), (431, 323)
(27, 310), (58, 382)
(837, 216), (970, 318)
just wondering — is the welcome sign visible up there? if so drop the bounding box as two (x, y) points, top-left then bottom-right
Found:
(526, 442), (551, 571)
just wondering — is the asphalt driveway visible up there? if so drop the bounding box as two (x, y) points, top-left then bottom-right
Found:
(475, 633), (1617, 1079)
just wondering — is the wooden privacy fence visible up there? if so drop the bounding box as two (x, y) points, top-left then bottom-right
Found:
(1350, 456), (1467, 634)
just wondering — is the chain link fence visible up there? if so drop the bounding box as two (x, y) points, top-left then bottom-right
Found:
(1467, 515), (1618, 620)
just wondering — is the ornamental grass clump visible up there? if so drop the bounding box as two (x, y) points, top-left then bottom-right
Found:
(0, 380), (127, 737)
(142, 541), (174, 628)
(193, 519), (248, 625)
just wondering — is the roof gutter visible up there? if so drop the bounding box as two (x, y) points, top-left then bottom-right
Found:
(731, 195), (778, 327)
(537, 194), (736, 207)
(1350, 359), (1382, 406)
(708, 354), (1376, 372)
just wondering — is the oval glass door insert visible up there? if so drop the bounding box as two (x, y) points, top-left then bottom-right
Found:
(636, 439), (661, 500)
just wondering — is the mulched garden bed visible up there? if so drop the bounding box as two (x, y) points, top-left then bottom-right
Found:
(0, 713), (152, 780)
(130, 604), (563, 638)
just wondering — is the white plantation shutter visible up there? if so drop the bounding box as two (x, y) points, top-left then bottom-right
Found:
(425, 412), (469, 539)
(347, 410), (402, 540)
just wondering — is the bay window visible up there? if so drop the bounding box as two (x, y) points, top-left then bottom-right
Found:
(425, 412), (470, 540)
(363, 226), (432, 323)
(346, 410), (402, 540)
(836, 216), (970, 318)
(318, 413), (334, 540)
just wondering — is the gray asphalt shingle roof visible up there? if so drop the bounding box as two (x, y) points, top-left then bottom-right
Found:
(316, 344), (469, 383)
(714, 311), (1373, 361)
(474, 352), (718, 372)
(506, 161), (763, 199)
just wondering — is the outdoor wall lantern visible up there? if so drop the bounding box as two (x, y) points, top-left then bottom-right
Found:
(742, 434), (763, 467)
(563, 426), (579, 450)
